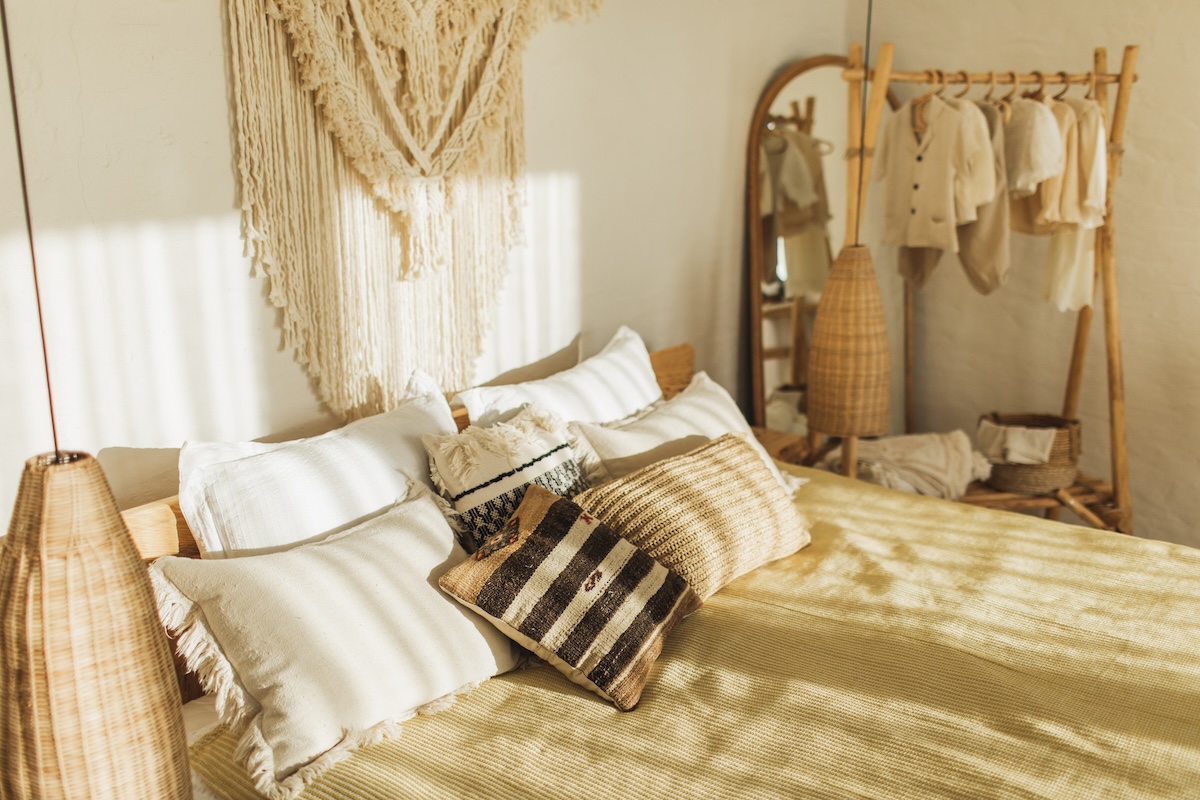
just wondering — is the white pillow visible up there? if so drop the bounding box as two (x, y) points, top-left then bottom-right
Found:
(454, 326), (662, 428)
(180, 371), (456, 558)
(423, 405), (589, 553)
(569, 371), (802, 494)
(150, 486), (520, 800)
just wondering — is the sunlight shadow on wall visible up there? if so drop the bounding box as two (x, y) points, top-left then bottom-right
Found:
(474, 172), (582, 382)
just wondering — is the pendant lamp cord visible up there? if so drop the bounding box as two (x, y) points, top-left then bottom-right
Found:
(853, 0), (875, 247)
(2, 0), (61, 461)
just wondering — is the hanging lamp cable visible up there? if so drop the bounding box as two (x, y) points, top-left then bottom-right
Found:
(2, 0), (62, 462)
(853, 0), (875, 247)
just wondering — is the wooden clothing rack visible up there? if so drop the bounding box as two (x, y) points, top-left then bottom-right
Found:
(840, 43), (1139, 533)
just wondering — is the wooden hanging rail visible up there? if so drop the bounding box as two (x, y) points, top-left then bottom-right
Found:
(836, 43), (1139, 534)
(842, 68), (1136, 86)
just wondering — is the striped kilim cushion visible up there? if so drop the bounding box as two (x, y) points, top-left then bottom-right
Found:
(439, 485), (701, 711)
(423, 405), (588, 552)
(575, 433), (810, 599)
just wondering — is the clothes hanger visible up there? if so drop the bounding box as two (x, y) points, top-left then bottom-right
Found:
(954, 70), (973, 99)
(983, 70), (998, 102)
(911, 69), (939, 137)
(1053, 71), (1072, 101)
(1085, 70), (1097, 101)
(1024, 70), (1046, 101)
(994, 70), (1018, 124)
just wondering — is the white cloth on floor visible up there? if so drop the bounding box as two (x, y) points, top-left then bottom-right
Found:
(821, 430), (991, 500)
(977, 418), (1058, 465)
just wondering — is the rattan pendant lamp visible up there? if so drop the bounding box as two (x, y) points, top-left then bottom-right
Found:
(0, 4), (192, 797)
(807, 3), (894, 478)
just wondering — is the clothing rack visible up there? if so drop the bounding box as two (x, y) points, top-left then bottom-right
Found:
(840, 43), (1139, 533)
(767, 97), (816, 134)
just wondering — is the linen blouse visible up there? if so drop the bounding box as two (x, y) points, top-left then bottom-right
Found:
(874, 95), (990, 253)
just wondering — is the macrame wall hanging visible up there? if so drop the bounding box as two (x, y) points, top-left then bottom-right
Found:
(227, 0), (601, 418)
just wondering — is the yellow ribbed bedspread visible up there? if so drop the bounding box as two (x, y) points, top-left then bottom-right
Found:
(190, 466), (1200, 799)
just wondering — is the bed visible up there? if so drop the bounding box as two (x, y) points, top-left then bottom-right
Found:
(125, 338), (1200, 800)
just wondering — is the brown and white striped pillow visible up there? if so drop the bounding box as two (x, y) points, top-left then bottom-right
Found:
(439, 485), (701, 711)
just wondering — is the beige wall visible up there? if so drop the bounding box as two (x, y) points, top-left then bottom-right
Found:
(0, 1), (849, 514)
(847, 0), (1200, 546)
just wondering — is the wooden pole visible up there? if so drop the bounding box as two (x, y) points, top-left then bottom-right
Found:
(843, 43), (866, 247)
(1062, 48), (1109, 420)
(843, 67), (1131, 86)
(842, 436), (859, 480)
(905, 281), (915, 433)
(790, 295), (808, 386)
(1098, 45), (1138, 532)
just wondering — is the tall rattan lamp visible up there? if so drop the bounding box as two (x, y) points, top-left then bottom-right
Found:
(806, 11), (895, 478)
(0, 4), (192, 797)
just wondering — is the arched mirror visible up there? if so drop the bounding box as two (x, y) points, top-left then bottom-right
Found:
(746, 55), (897, 433)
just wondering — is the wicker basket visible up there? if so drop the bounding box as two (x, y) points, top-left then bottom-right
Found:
(983, 413), (1081, 495)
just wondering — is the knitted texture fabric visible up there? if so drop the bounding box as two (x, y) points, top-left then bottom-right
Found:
(227, 0), (601, 418)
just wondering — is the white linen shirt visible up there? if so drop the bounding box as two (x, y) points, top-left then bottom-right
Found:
(875, 96), (988, 252)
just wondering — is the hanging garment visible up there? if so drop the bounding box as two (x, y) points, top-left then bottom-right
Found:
(956, 102), (1012, 295)
(777, 128), (834, 299)
(944, 97), (997, 224)
(1043, 98), (1108, 311)
(1011, 98), (1080, 233)
(821, 430), (992, 500)
(1004, 97), (1064, 198)
(875, 95), (991, 253)
(890, 97), (996, 292)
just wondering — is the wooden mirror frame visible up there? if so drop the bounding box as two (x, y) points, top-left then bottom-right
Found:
(744, 54), (898, 428)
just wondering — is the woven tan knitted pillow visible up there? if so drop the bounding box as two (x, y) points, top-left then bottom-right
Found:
(574, 434), (810, 599)
(439, 485), (701, 711)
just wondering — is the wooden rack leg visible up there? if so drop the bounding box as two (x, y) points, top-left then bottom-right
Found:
(905, 281), (915, 433)
(1055, 489), (1114, 532)
(1099, 45), (1138, 533)
(842, 436), (859, 479)
(790, 295), (808, 386)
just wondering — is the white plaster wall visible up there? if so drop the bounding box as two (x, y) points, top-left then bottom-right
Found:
(0, 0), (851, 517)
(846, 1), (1200, 547)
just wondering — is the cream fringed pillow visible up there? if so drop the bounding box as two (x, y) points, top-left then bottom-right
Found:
(574, 434), (811, 600)
(439, 485), (701, 711)
(150, 485), (520, 800)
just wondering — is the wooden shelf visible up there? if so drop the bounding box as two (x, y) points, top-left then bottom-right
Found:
(960, 474), (1129, 533)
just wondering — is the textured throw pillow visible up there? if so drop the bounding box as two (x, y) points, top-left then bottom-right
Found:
(150, 486), (520, 800)
(575, 434), (811, 600)
(479, 333), (582, 386)
(423, 405), (589, 552)
(569, 370), (801, 493)
(180, 371), (456, 558)
(454, 326), (662, 428)
(439, 485), (701, 711)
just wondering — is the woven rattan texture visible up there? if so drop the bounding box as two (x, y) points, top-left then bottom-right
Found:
(0, 455), (191, 799)
(984, 412), (1081, 494)
(807, 245), (890, 436)
(574, 434), (809, 599)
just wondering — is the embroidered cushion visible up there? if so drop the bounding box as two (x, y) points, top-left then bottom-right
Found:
(439, 485), (701, 711)
(575, 434), (811, 600)
(423, 405), (588, 552)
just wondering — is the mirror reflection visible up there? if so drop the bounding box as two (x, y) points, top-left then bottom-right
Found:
(754, 64), (847, 436)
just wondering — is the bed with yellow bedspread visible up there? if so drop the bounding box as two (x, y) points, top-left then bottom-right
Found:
(189, 465), (1200, 800)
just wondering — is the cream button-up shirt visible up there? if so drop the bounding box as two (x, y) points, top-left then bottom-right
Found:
(874, 95), (989, 253)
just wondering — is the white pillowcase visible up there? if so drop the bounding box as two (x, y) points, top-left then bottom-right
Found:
(479, 333), (581, 387)
(179, 371), (456, 558)
(570, 371), (802, 494)
(150, 486), (520, 800)
(454, 326), (662, 428)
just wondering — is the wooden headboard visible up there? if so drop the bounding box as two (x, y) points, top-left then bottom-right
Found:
(119, 343), (697, 562)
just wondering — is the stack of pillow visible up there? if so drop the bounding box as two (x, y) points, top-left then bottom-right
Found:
(151, 327), (810, 800)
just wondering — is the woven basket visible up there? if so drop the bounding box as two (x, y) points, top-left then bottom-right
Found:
(0, 453), (191, 799)
(807, 245), (890, 437)
(983, 413), (1081, 495)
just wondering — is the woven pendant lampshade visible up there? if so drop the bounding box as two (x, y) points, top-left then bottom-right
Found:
(0, 453), (192, 800)
(807, 244), (891, 437)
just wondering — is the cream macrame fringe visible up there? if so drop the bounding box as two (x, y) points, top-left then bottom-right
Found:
(227, 0), (601, 419)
